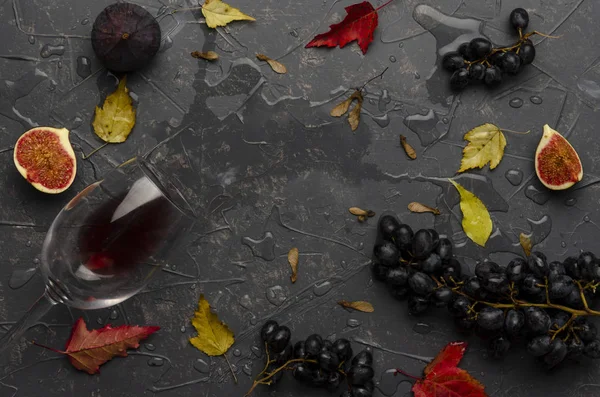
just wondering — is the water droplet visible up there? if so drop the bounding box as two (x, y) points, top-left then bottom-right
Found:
(148, 357), (164, 367)
(525, 185), (550, 205)
(8, 268), (37, 289)
(25, 240), (32, 247)
(340, 260), (347, 268)
(76, 56), (92, 78)
(398, 42), (404, 48)
(404, 109), (442, 146)
(530, 95), (543, 105)
(242, 232), (276, 261)
(389, 55), (397, 63)
(40, 44), (65, 58)
(81, 18), (90, 25)
(233, 349), (241, 357)
(378, 89), (391, 112)
(180, 325), (186, 333)
(505, 169), (523, 186)
(509, 98), (523, 108)
(239, 294), (253, 310)
(414, 72), (421, 79)
(358, 242), (364, 250)
(290, 29), (299, 37)
(584, 215), (590, 222)
(442, 117), (449, 124)
(243, 363), (253, 376)
(171, 264), (177, 271)
(109, 309), (119, 320)
(194, 359), (210, 373)
(28, 35), (36, 45)
(33, 258), (40, 264)
(249, 317), (257, 325)
(413, 323), (432, 335)
(57, 61), (63, 69)
(97, 317), (104, 325)
(347, 318), (361, 328)
(313, 281), (332, 296)
(190, 283), (197, 289)
(145, 343), (156, 351)
(251, 346), (262, 357)
(160, 35), (174, 52)
(266, 285), (287, 306)
(561, 241), (567, 248)
(565, 198), (577, 207)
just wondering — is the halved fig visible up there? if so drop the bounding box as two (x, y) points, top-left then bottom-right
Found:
(13, 127), (77, 194)
(535, 124), (583, 190)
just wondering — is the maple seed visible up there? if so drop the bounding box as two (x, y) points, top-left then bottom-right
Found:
(192, 50), (219, 61)
(400, 135), (417, 159)
(520, 233), (532, 257)
(408, 202), (440, 215)
(256, 54), (287, 74)
(535, 124), (583, 190)
(338, 300), (374, 313)
(288, 247), (299, 283)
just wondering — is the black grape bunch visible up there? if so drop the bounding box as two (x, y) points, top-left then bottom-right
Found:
(442, 8), (542, 90)
(372, 213), (600, 369)
(247, 320), (375, 397)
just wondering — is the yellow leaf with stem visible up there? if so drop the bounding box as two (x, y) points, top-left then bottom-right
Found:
(458, 123), (506, 172)
(92, 77), (136, 143)
(449, 179), (492, 247)
(202, 0), (255, 28)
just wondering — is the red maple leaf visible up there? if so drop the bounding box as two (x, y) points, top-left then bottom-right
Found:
(305, 0), (394, 54)
(34, 318), (159, 374)
(396, 341), (488, 397)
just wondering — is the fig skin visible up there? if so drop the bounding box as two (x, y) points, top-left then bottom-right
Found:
(535, 124), (583, 190)
(92, 3), (161, 73)
(13, 127), (76, 194)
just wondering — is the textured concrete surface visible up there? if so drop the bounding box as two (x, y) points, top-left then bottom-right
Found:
(1, 0), (600, 396)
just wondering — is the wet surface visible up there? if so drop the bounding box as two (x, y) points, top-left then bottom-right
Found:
(1, 0), (600, 396)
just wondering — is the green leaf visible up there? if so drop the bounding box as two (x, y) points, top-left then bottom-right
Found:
(458, 123), (506, 173)
(449, 179), (492, 247)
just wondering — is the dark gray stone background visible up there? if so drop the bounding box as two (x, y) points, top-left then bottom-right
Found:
(1, 0), (599, 396)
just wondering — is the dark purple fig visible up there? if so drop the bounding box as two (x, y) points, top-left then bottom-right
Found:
(92, 3), (161, 72)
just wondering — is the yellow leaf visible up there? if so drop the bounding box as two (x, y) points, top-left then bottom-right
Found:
(92, 77), (136, 143)
(338, 300), (374, 313)
(256, 54), (287, 74)
(288, 247), (299, 283)
(400, 135), (417, 160)
(449, 179), (492, 247)
(189, 295), (235, 356)
(348, 91), (363, 131)
(458, 123), (507, 173)
(520, 233), (532, 257)
(191, 50), (219, 61)
(202, 0), (255, 28)
(408, 202), (440, 215)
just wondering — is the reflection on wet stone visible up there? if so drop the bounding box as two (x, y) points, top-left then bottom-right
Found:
(242, 232), (276, 261)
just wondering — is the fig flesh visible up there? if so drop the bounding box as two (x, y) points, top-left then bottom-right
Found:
(92, 3), (161, 72)
(13, 127), (76, 194)
(535, 124), (583, 190)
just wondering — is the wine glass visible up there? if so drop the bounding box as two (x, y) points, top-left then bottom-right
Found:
(0, 156), (196, 355)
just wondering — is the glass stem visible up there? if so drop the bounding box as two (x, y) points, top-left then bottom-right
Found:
(0, 294), (56, 357)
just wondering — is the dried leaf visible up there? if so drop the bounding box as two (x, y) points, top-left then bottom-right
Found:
(288, 247), (299, 283)
(92, 77), (136, 143)
(189, 294), (235, 356)
(520, 233), (532, 257)
(192, 50), (219, 61)
(202, 0), (255, 28)
(408, 202), (440, 215)
(400, 135), (417, 159)
(256, 54), (287, 74)
(449, 179), (492, 247)
(458, 123), (507, 173)
(358, 215), (367, 223)
(305, 1), (381, 54)
(338, 300), (374, 313)
(349, 207), (369, 216)
(412, 342), (487, 397)
(331, 96), (354, 117)
(34, 318), (159, 374)
(348, 91), (363, 131)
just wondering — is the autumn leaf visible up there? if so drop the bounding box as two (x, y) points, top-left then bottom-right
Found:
(306, 0), (395, 54)
(396, 342), (488, 397)
(458, 123), (507, 173)
(400, 135), (417, 159)
(190, 294), (237, 382)
(338, 300), (374, 313)
(202, 0), (255, 28)
(520, 232), (532, 257)
(92, 77), (136, 143)
(331, 90), (363, 131)
(288, 247), (299, 283)
(192, 50), (219, 61)
(256, 54), (287, 74)
(408, 202), (440, 215)
(449, 179), (492, 247)
(33, 318), (159, 374)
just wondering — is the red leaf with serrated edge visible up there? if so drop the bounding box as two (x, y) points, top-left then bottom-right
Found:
(413, 367), (487, 397)
(34, 318), (159, 374)
(305, 0), (393, 54)
(424, 341), (467, 375)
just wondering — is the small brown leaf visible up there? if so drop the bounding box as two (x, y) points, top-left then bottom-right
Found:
(357, 215), (367, 223)
(338, 300), (374, 313)
(331, 96), (354, 117)
(192, 51), (219, 61)
(288, 247), (299, 283)
(349, 207), (368, 216)
(348, 91), (363, 131)
(400, 135), (417, 160)
(408, 202), (441, 215)
(256, 54), (287, 74)
(519, 233), (532, 257)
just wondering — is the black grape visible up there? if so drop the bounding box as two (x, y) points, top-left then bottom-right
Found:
(351, 387), (373, 397)
(574, 318), (597, 343)
(563, 256), (581, 279)
(584, 339), (600, 359)
(373, 241), (399, 268)
(448, 295), (471, 318)
(412, 229), (435, 259)
(395, 224), (414, 250)
(422, 253), (442, 274)
(408, 295), (430, 315)
(379, 215), (401, 240)
(442, 52), (466, 72)
(528, 335), (553, 357)
(434, 287), (453, 304)
(506, 258), (527, 283)
(268, 326), (291, 353)
(468, 64), (486, 80)
(261, 320), (279, 342)
(372, 262), (389, 281)
(351, 349), (373, 367)
(464, 276), (488, 300)
(442, 258), (462, 281)
(519, 44), (535, 65)
(318, 350), (340, 372)
(389, 286), (410, 300)
(437, 238), (453, 262)
(548, 261), (566, 280)
(567, 338), (584, 358)
(450, 68), (469, 91)
(521, 274), (544, 296)
(477, 307), (504, 331)
(458, 42), (477, 61)
(484, 66), (502, 86)
(488, 334), (511, 359)
(332, 338), (353, 363)
(326, 372), (342, 392)
(386, 267), (409, 287)
(548, 275), (575, 299)
(482, 272), (509, 295)
(304, 334), (323, 356)
(528, 251), (548, 278)
(543, 339), (568, 368)
(408, 272), (436, 296)
(510, 8), (529, 31)
(524, 307), (551, 335)
(476, 261), (502, 279)
(347, 365), (374, 386)
(504, 309), (524, 337)
(293, 340), (306, 359)
(501, 51), (521, 75)
(469, 37), (493, 58)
